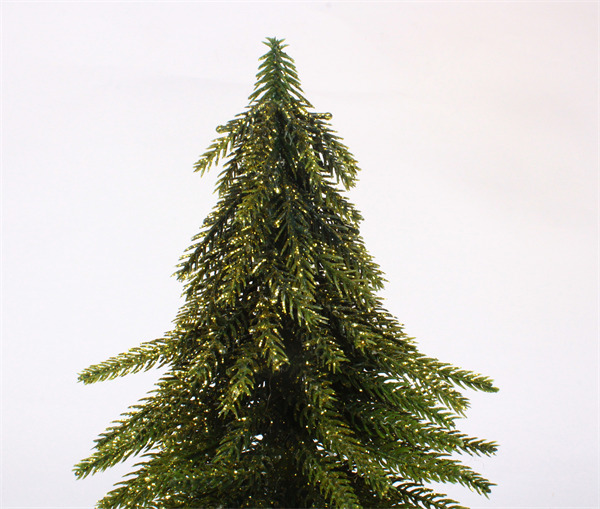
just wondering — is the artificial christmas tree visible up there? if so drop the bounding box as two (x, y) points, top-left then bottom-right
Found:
(75, 38), (498, 508)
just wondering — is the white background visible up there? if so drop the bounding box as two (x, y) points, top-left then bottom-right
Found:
(2, 2), (597, 508)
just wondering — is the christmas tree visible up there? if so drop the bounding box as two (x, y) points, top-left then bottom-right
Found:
(75, 38), (498, 509)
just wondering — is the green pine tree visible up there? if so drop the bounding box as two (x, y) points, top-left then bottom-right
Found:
(75, 38), (498, 509)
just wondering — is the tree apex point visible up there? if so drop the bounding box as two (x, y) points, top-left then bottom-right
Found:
(263, 37), (288, 49)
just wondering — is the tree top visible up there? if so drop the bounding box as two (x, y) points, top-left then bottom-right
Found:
(249, 37), (312, 108)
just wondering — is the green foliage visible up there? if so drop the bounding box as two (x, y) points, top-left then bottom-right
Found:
(76, 37), (498, 508)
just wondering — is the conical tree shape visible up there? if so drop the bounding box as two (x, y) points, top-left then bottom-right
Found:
(75, 38), (498, 509)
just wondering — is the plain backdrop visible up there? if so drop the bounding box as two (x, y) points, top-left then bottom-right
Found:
(2, 2), (598, 508)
